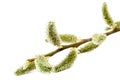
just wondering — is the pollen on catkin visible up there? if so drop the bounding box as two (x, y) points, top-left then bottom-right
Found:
(60, 34), (77, 43)
(34, 55), (53, 73)
(15, 61), (35, 76)
(102, 2), (113, 26)
(46, 21), (61, 46)
(92, 33), (106, 45)
(78, 41), (98, 53)
(54, 49), (77, 72)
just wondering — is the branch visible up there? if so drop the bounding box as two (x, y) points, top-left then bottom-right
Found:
(27, 28), (120, 62)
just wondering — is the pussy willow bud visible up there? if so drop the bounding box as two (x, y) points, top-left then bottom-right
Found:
(15, 61), (35, 76)
(35, 55), (53, 73)
(54, 49), (77, 72)
(92, 33), (106, 45)
(46, 21), (61, 46)
(79, 41), (98, 53)
(102, 2), (113, 26)
(60, 34), (77, 43)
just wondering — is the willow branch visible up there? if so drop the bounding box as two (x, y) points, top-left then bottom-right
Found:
(27, 28), (120, 62)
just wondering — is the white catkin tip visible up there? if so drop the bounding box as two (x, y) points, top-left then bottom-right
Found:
(54, 49), (77, 72)
(46, 21), (61, 46)
(92, 33), (106, 45)
(34, 55), (53, 73)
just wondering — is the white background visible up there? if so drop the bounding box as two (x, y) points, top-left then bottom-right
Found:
(0, 0), (120, 80)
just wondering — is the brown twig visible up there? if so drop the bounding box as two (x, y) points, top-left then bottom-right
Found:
(27, 28), (120, 62)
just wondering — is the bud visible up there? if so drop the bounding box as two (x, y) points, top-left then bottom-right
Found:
(46, 21), (61, 46)
(54, 49), (77, 72)
(34, 55), (53, 73)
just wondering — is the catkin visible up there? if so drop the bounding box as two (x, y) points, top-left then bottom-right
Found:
(60, 34), (77, 43)
(15, 61), (35, 76)
(54, 49), (77, 72)
(46, 21), (61, 46)
(34, 55), (53, 73)
(79, 41), (98, 53)
(92, 33), (106, 45)
(102, 2), (113, 26)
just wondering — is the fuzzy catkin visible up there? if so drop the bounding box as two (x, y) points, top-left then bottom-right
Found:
(15, 61), (35, 76)
(46, 21), (61, 46)
(54, 49), (77, 72)
(79, 41), (98, 53)
(34, 55), (53, 73)
(60, 34), (77, 43)
(102, 2), (113, 26)
(92, 33), (106, 45)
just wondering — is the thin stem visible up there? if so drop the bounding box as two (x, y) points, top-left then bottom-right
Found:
(27, 29), (120, 62)
(44, 38), (91, 57)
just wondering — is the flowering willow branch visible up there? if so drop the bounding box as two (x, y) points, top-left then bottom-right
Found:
(27, 28), (120, 62)
(15, 2), (120, 76)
